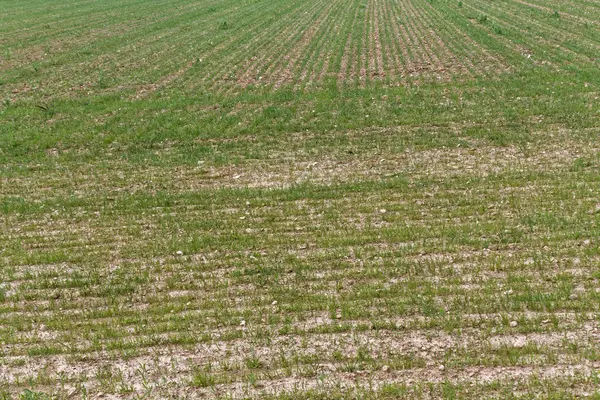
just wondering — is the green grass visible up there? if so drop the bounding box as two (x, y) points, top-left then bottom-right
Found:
(1, 0), (600, 398)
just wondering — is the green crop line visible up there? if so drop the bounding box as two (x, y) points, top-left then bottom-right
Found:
(1, 0), (600, 398)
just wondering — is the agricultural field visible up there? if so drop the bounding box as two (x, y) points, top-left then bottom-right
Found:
(1, 0), (600, 397)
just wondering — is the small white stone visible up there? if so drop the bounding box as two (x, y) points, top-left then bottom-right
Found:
(379, 209), (387, 214)
(176, 250), (183, 256)
(438, 365), (445, 371)
(272, 300), (278, 306)
(240, 320), (246, 327)
(381, 365), (390, 372)
(510, 320), (518, 328)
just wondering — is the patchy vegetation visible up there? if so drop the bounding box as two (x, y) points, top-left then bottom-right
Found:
(1, 0), (600, 398)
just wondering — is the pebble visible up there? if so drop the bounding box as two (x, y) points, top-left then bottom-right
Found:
(176, 250), (183, 256)
(510, 320), (518, 328)
(381, 365), (390, 372)
(272, 300), (278, 306)
(379, 209), (387, 214)
(240, 320), (246, 327)
(438, 365), (445, 371)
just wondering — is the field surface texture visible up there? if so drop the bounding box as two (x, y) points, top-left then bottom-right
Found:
(2, 0), (600, 398)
